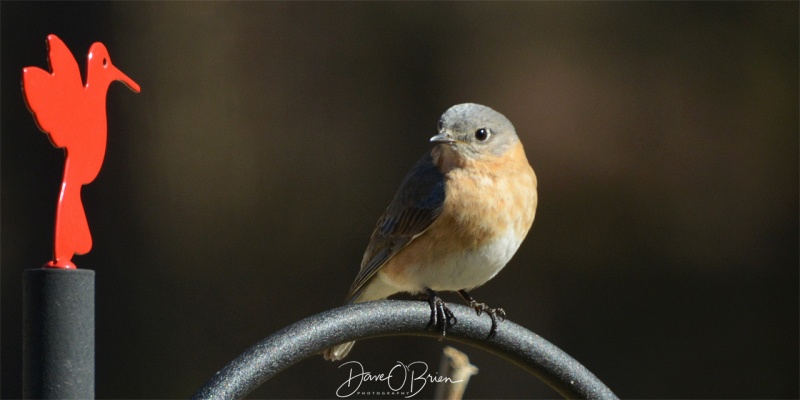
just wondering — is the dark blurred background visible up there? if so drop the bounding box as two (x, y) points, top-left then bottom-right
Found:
(2, 2), (797, 398)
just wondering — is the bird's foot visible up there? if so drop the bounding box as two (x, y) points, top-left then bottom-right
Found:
(426, 288), (456, 340)
(458, 290), (505, 339)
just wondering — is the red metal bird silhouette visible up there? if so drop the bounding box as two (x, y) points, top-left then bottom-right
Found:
(22, 34), (140, 269)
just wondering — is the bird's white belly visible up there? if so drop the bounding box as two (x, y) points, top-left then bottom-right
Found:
(378, 226), (523, 293)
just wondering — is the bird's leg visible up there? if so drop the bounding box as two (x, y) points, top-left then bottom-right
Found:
(425, 288), (456, 340)
(458, 290), (505, 339)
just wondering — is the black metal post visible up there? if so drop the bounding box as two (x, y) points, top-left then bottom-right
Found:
(192, 300), (617, 399)
(23, 268), (95, 399)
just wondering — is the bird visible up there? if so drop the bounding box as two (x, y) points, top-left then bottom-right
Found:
(324, 103), (538, 361)
(22, 34), (140, 269)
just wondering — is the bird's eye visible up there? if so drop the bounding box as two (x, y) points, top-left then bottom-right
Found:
(103, 58), (108, 67)
(474, 128), (490, 141)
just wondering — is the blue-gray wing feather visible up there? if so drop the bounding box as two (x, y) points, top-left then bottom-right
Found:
(346, 152), (445, 302)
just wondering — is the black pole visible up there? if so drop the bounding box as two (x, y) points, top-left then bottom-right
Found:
(192, 300), (617, 399)
(23, 268), (95, 399)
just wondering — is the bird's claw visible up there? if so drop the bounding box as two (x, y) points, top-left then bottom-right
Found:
(458, 290), (505, 339)
(426, 289), (456, 340)
(469, 300), (505, 339)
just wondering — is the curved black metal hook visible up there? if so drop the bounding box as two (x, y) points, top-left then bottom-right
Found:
(191, 300), (617, 399)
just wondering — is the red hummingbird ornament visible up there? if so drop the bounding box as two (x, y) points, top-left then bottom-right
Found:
(22, 34), (140, 269)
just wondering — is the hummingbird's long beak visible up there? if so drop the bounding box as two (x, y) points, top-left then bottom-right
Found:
(109, 64), (140, 93)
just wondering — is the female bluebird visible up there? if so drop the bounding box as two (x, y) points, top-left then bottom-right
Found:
(324, 103), (538, 361)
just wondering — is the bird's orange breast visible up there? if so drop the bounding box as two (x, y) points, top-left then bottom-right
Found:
(380, 142), (537, 287)
(435, 142), (537, 250)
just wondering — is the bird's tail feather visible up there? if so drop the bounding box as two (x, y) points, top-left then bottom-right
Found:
(323, 280), (395, 361)
(324, 292), (361, 361)
(324, 341), (355, 361)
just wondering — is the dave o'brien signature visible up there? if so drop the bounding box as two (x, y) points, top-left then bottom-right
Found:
(336, 360), (463, 398)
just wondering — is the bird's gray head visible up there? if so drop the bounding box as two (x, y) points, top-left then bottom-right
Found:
(430, 103), (519, 160)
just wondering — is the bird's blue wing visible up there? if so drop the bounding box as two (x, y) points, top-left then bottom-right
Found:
(346, 152), (445, 302)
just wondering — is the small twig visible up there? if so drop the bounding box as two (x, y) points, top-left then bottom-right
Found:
(434, 346), (479, 400)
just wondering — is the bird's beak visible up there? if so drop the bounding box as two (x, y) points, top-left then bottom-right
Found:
(430, 132), (455, 144)
(109, 64), (141, 93)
